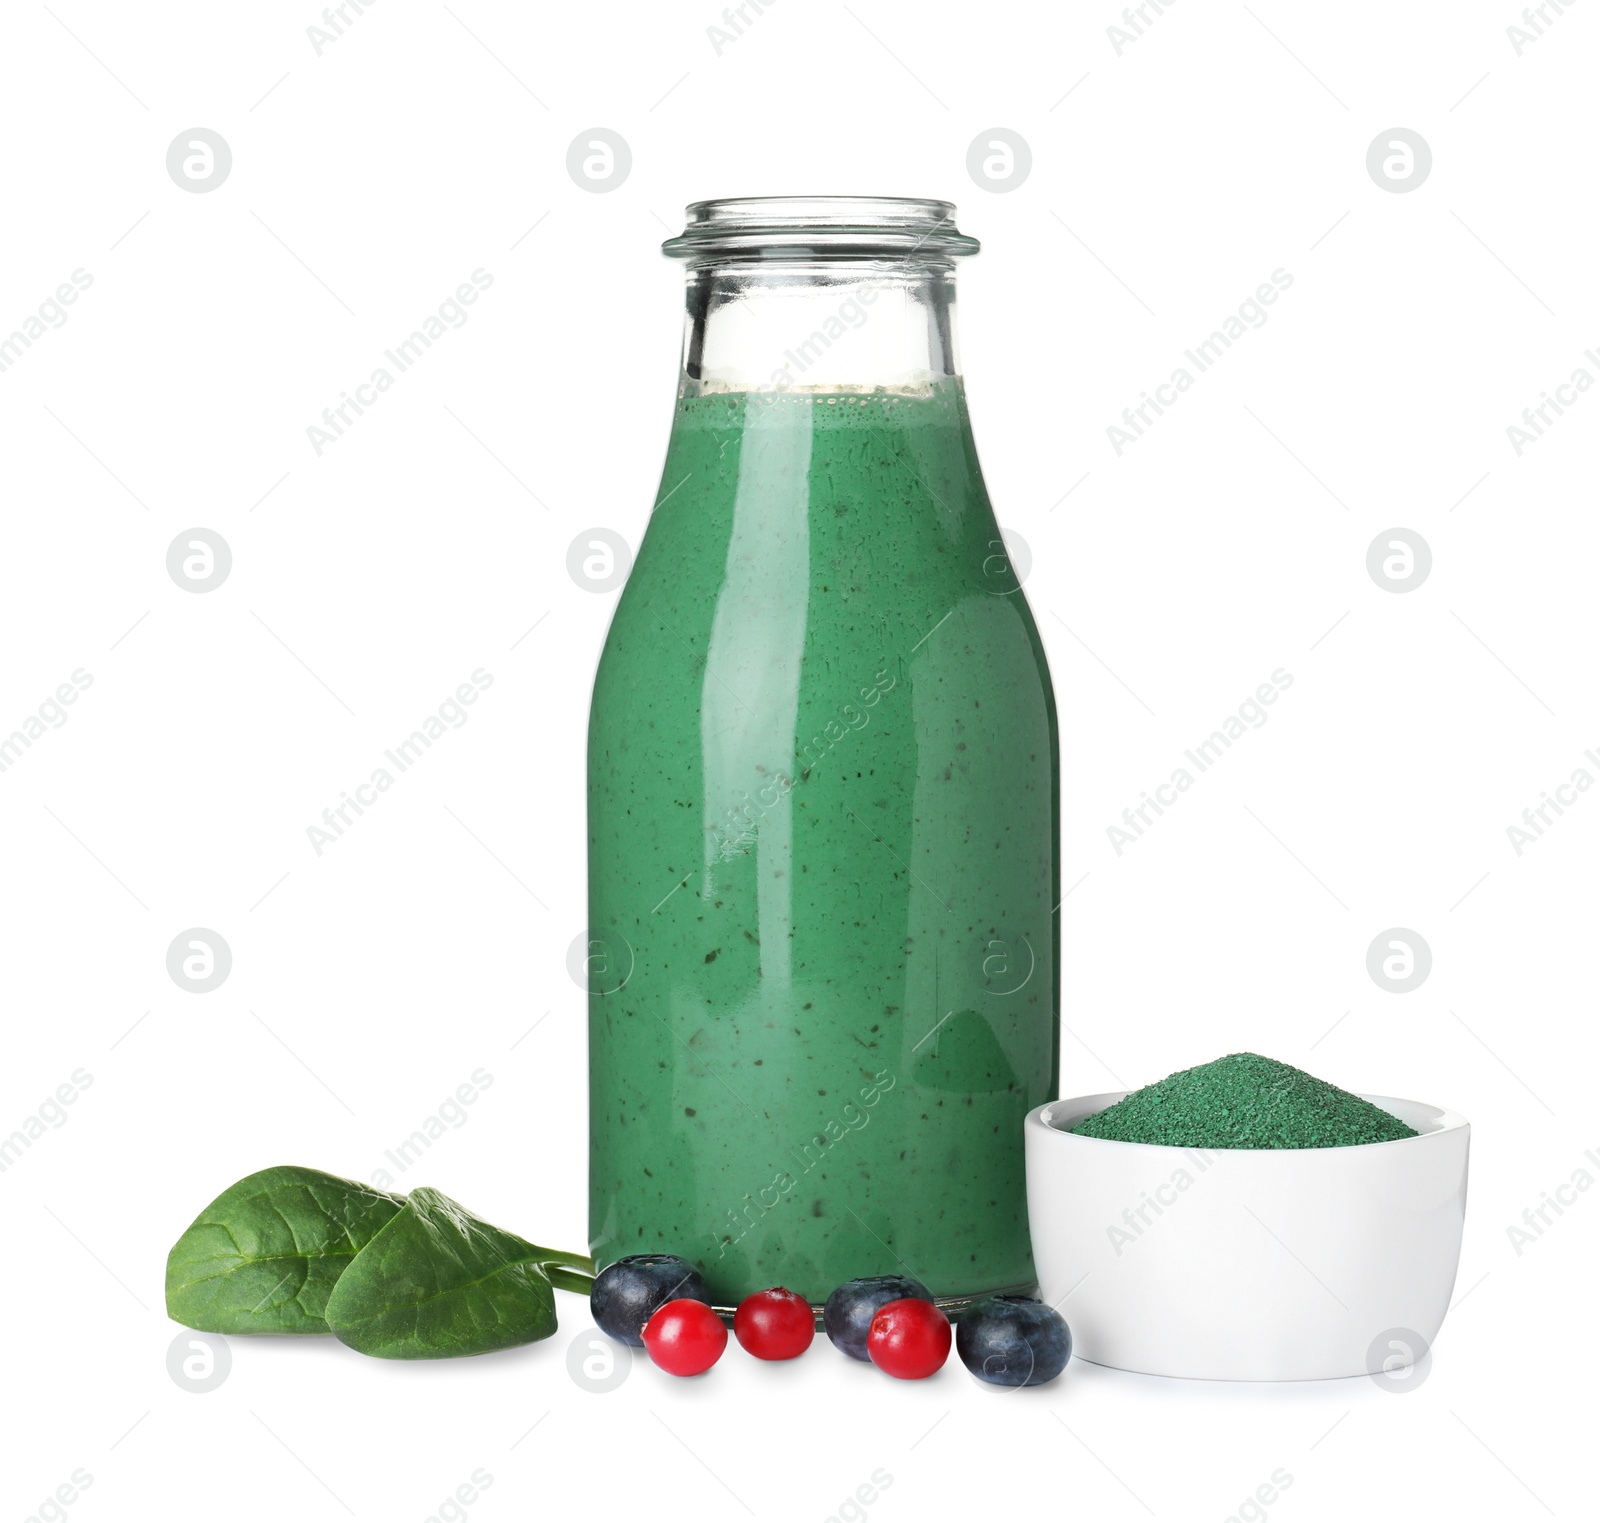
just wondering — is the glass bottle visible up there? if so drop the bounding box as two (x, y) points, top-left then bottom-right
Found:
(587, 197), (1059, 1307)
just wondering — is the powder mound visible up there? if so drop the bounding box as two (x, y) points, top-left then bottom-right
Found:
(1070, 1052), (1418, 1150)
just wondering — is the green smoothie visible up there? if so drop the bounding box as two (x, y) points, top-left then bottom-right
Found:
(587, 379), (1058, 1304)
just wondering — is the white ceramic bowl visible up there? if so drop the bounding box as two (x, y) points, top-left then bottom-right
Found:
(1025, 1092), (1469, 1381)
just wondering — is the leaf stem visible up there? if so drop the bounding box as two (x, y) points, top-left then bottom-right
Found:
(545, 1265), (595, 1296)
(534, 1245), (595, 1296)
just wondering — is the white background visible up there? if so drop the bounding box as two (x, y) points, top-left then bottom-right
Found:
(2, 2), (1595, 1520)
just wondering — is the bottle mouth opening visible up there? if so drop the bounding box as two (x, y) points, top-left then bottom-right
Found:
(662, 196), (979, 265)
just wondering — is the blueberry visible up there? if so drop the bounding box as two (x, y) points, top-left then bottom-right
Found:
(823, 1274), (934, 1362)
(955, 1295), (1071, 1387)
(591, 1255), (712, 1346)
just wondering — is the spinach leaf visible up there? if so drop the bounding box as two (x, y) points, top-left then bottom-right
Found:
(166, 1165), (405, 1334)
(324, 1187), (570, 1359)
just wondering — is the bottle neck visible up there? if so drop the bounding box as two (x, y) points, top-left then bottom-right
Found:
(680, 264), (960, 397)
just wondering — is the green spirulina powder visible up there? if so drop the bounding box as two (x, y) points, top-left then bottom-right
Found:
(1071, 1053), (1418, 1150)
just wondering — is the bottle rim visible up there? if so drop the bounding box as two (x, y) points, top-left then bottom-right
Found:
(662, 196), (979, 264)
